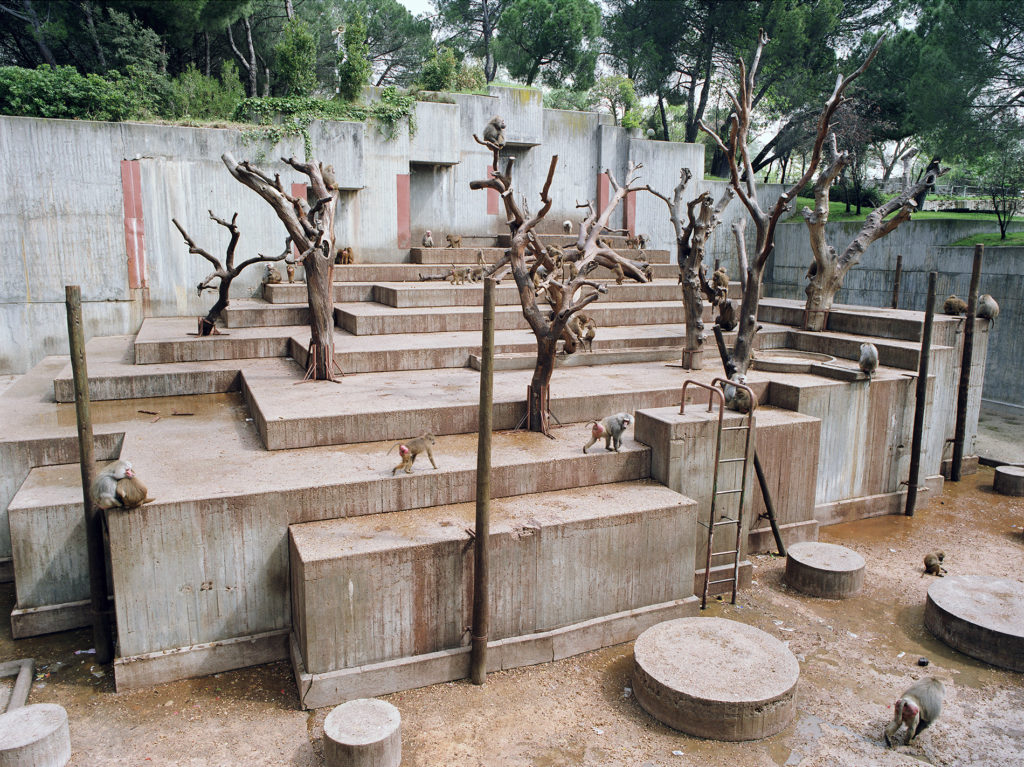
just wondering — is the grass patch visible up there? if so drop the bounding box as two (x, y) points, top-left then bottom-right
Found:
(951, 231), (1024, 247)
(793, 197), (1006, 224)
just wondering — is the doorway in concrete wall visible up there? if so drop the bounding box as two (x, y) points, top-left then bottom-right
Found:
(409, 163), (456, 248)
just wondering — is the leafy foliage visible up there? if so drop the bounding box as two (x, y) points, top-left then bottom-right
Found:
(0, 65), (135, 121)
(274, 17), (318, 97)
(169, 61), (246, 120)
(495, 0), (601, 88)
(337, 16), (373, 101)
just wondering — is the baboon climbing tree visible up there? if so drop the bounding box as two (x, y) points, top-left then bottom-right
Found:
(698, 29), (885, 379)
(470, 132), (650, 433)
(172, 210), (289, 336)
(644, 169), (735, 369)
(222, 153), (340, 380)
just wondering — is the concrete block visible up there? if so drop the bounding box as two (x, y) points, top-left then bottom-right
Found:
(323, 699), (400, 767)
(784, 541), (865, 599)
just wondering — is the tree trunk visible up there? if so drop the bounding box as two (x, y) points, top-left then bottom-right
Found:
(803, 260), (840, 332)
(680, 260), (704, 370)
(730, 262), (765, 376)
(82, 2), (107, 71)
(22, 0), (57, 67)
(305, 254), (336, 378)
(658, 94), (669, 141)
(201, 278), (233, 334)
(528, 335), (557, 432)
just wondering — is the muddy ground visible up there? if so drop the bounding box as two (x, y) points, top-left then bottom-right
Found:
(2, 467), (1021, 766)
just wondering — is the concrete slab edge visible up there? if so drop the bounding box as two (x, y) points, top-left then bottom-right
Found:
(11, 599), (91, 639)
(0, 658), (34, 712)
(292, 597), (699, 710)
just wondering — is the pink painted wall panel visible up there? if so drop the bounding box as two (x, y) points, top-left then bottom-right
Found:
(396, 174), (411, 248)
(121, 160), (146, 289)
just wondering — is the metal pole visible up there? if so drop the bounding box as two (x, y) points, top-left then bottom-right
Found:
(950, 245), (984, 481)
(906, 272), (937, 516)
(65, 285), (114, 663)
(470, 277), (496, 684)
(891, 254), (903, 309)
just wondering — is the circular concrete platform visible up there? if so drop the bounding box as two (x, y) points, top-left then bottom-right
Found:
(784, 541), (865, 599)
(993, 465), (1024, 496)
(0, 703), (71, 767)
(924, 576), (1024, 672)
(323, 698), (401, 767)
(632, 617), (799, 741)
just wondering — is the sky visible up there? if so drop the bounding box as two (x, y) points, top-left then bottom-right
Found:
(396, 0), (435, 18)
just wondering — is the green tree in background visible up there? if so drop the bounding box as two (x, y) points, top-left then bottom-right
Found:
(434, 0), (508, 83)
(337, 15), (371, 101)
(495, 0), (600, 88)
(275, 16), (318, 96)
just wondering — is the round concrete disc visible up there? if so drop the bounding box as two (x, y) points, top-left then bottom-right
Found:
(925, 575), (1024, 672)
(323, 698), (401, 767)
(632, 617), (799, 741)
(0, 703), (71, 767)
(993, 465), (1024, 496)
(785, 541), (865, 599)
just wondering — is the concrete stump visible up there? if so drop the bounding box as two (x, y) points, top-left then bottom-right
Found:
(993, 465), (1024, 496)
(323, 698), (400, 767)
(925, 575), (1024, 672)
(784, 541), (865, 599)
(0, 703), (71, 767)
(632, 617), (799, 741)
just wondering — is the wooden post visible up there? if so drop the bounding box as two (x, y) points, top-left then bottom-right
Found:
(906, 271), (937, 516)
(890, 254), (902, 309)
(471, 277), (496, 685)
(64, 286), (114, 663)
(950, 245), (984, 481)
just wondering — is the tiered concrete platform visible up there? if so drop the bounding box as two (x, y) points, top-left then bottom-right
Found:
(924, 575), (1024, 672)
(0, 248), (987, 703)
(632, 617), (799, 740)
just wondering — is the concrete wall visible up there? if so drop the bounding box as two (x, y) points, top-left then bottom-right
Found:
(766, 220), (1024, 408)
(1, 86), (780, 375)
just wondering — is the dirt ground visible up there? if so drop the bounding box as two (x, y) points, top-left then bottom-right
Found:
(2, 467), (1022, 766)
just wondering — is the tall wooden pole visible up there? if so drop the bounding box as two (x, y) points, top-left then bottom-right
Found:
(890, 254), (903, 309)
(906, 272), (936, 517)
(65, 286), (114, 663)
(950, 245), (984, 481)
(471, 277), (496, 684)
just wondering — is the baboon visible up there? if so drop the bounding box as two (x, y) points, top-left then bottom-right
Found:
(584, 413), (632, 453)
(884, 677), (945, 747)
(388, 433), (438, 475)
(286, 264), (296, 283)
(612, 261), (626, 285)
(716, 298), (737, 331)
(90, 460), (137, 510)
(335, 246), (354, 265)
(637, 234), (648, 249)
(625, 235), (641, 250)
(116, 474), (154, 509)
(321, 163), (338, 190)
(723, 376), (753, 414)
(712, 266), (729, 292)
(563, 220), (573, 234)
(482, 115), (506, 148)
(923, 550), (947, 576)
(568, 313), (596, 352)
(448, 265), (470, 285)
(263, 264), (282, 284)
(943, 295), (967, 315)
(859, 342), (879, 377)
(977, 294), (999, 322)
(446, 234), (462, 249)
(422, 230), (434, 248)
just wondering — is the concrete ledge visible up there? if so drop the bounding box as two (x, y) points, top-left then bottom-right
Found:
(292, 598), (699, 710)
(471, 346), (682, 371)
(223, 301), (309, 328)
(11, 600), (90, 639)
(748, 519), (818, 554)
(133, 319), (295, 364)
(113, 628), (289, 691)
(411, 246), (672, 265)
(374, 280), (685, 308)
(814, 475), (944, 527)
(264, 282), (376, 304)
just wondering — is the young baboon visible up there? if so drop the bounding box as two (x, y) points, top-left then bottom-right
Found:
(446, 234), (462, 249)
(943, 294), (967, 315)
(448, 265), (469, 285)
(286, 264), (296, 283)
(884, 677), (945, 747)
(116, 474), (154, 509)
(335, 246), (354, 265)
(482, 115), (506, 148)
(422, 230), (434, 248)
(583, 413), (633, 453)
(722, 375), (754, 414)
(712, 266), (729, 292)
(977, 294), (999, 322)
(388, 433), (438, 475)
(716, 298), (737, 331)
(637, 234), (648, 250)
(923, 550), (947, 576)
(568, 313), (596, 352)
(263, 264), (282, 284)
(90, 460), (136, 510)
(625, 235), (640, 250)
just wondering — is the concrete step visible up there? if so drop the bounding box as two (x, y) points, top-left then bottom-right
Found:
(133, 318), (296, 364)
(471, 346), (684, 371)
(335, 300), (703, 336)
(496, 233), (638, 249)
(243, 359), (758, 450)
(264, 282), (376, 304)
(411, 246), (672, 265)
(224, 300), (308, 328)
(289, 480), (698, 707)
(8, 431), (651, 637)
(373, 279), (686, 308)
(758, 297), (962, 343)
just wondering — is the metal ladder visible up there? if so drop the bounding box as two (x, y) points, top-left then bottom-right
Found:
(680, 378), (757, 609)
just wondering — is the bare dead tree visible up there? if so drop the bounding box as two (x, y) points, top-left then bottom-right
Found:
(643, 168), (735, 369)
(222, 152), (340, 380)
(172, 210), (290, 336)
(469, 135), (648, 433)
(801, 136), (947, 330)
(698, 29), (884, 379)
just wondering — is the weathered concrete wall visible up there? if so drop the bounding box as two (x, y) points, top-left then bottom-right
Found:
(766, 220), (1024, 407)
(1, 87), (777, 375)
